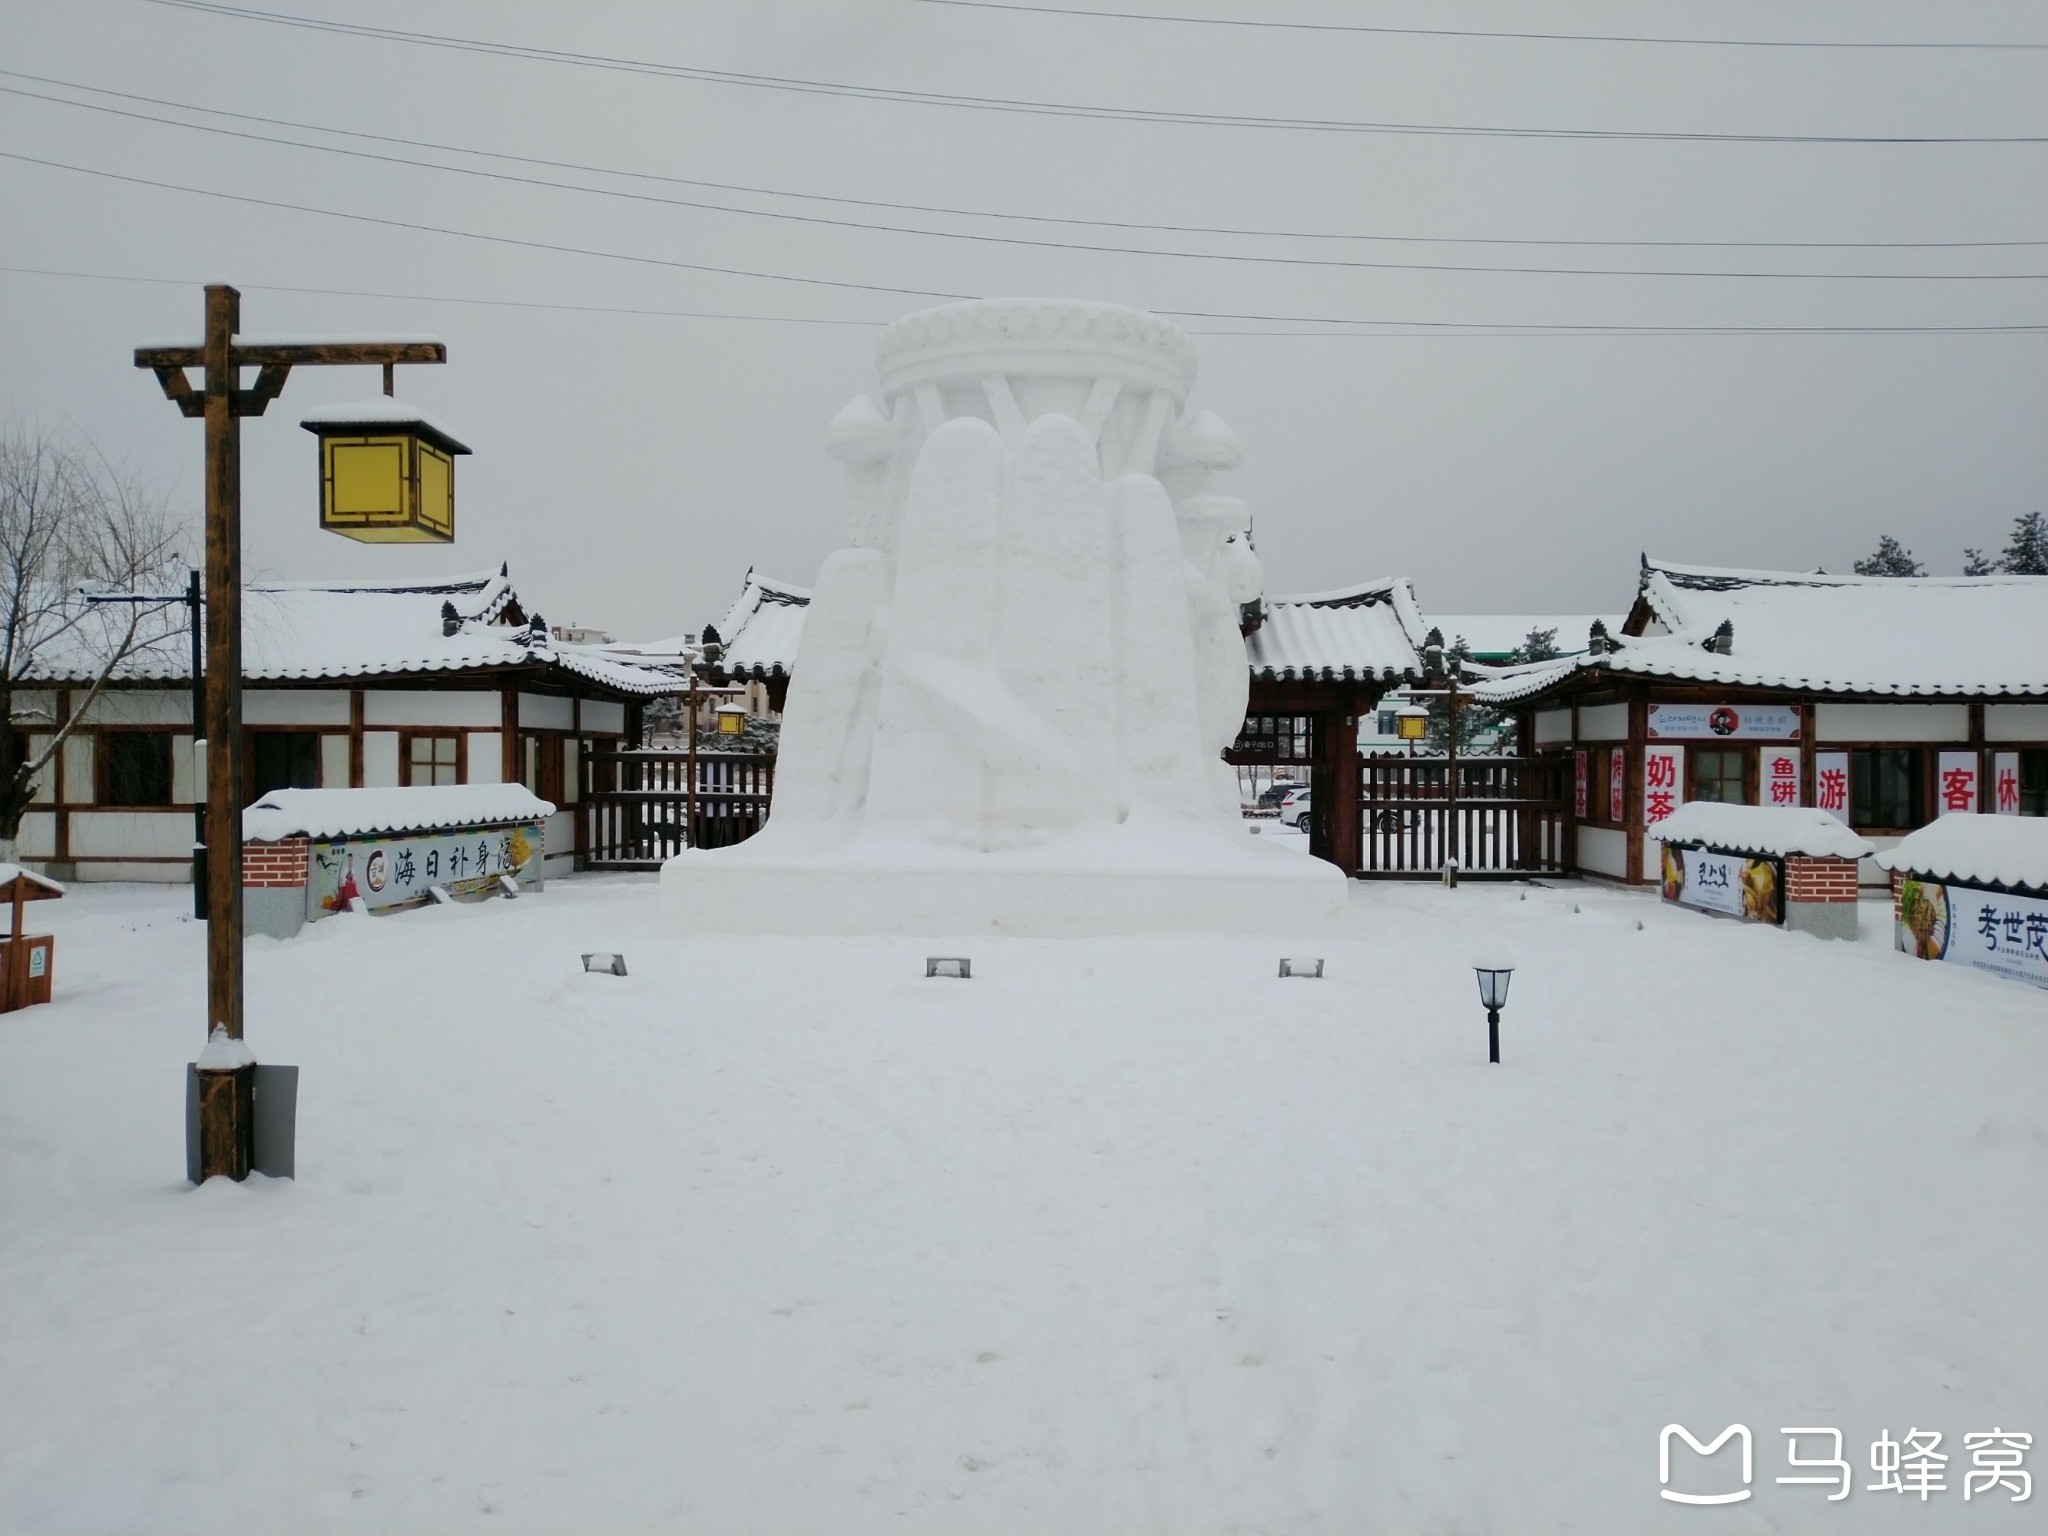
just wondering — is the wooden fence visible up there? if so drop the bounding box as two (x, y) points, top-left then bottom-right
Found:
(1359, 756), (1568, 876)
(581, 748), (775, 870)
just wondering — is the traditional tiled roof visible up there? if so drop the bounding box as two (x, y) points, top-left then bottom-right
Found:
(1653, 802), (1876, 861)
(1875, 812), (2048, 892)
(1424, 614), (1621, 662)
(1245, 579), (1428, 683)
(25, 568), (683, 698)
(244, 784), (555, 842)
(708, 570), (811, 680)
(1473, 556), (2048, 704)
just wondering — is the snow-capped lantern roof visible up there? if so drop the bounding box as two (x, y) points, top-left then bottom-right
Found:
(1472, 556), (2048, 704)
(706, 569), (811, 681)
(1245, 579), (1429, 683)
(1653, 802), (1876, 862)
(244, 784), (556, 843)
(1874, 813), (2048, 893)
(298, 397), (472, 456)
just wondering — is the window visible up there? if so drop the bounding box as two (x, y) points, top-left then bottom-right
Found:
(404, 732), (461, 786)
(248, 731), (320, 799)
(2020, 749), (2048, 817)
(1692, 748), (1746, 805)
(100, 731), (173, 806)
(1851, 748), (1924, 830)
(519, 732), (563, 804)
(1230, 715), (1315, 763)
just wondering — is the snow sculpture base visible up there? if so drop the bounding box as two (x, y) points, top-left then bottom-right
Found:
(666, 832), (1344, 938)
(665, 297), (1346, 938)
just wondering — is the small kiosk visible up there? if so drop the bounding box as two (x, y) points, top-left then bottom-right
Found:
(0, 863), (65, 1011)
(1878, 813), (2048, 990)
(1654, 803), (1874, 940)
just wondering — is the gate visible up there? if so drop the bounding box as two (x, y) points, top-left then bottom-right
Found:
(581, 747), (775, 870)
(1359, 756), (1568, 877)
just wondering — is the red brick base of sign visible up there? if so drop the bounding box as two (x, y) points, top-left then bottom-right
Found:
(242, 838), (309, 889)
(1785, 854), (1861, 904)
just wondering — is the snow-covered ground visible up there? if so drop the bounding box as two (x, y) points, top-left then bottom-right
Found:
(2, 867), (2041, 1533)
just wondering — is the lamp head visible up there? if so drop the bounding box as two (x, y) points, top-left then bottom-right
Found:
(1473, 964), (1514, 1010)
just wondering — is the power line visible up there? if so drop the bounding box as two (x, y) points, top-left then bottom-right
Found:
(13, 86), (2042, 282)
(7, 263), (2045, 337)
(912, 0), (2048, 51)
(11, 68), (2046, 253)
(139, 0), (2048, 144)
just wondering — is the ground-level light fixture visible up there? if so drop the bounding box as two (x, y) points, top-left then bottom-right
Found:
(926, 957), (971, 979)
(1277, 957), (1324, 979)
(1474, 963), (1514, 1064)
(582, 953), (628, 976)
(302, 398), (470, 544)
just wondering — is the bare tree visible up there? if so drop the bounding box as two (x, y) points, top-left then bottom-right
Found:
(0, 422), (189, 862)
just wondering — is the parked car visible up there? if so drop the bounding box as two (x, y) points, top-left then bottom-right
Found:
(1256, 781), (1299, 809)
(1279, 786), (1313, 829)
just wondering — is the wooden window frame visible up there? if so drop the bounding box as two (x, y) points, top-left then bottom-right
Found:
(400, 728), (465, 787)
(244, 727), (325, 801)
(94, 726), (177, 808)
(518, 729), (566, 805)
(1688, 744), (1751, 806)
(1847, 744), (1929, 834)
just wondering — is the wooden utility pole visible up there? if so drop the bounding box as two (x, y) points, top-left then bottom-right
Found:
(137, 284), (446, 1180)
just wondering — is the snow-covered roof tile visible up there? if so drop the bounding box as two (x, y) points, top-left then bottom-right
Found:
(244, 784), (556, 843)
(0, 863), (66, 897)
(711, 570), (811, 679)
(1246, 578), (1426, 682)
(26, 568), (683, 697)
(1874, 813), (2048, 892)
(1424, 615), (1621, 660)
(299, 397), (471, 455)
(1477, 558), (2048, 703)
(1654, 803), (1876, 861)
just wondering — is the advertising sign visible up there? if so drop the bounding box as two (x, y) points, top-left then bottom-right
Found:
(1759, 748), (1801, 808)
(1642, 745), (1683, 833)
(1661, 844), (1783, 924)
(1814, 751), (1850, 824)
(1574, 750), (1589, 818)
(1609, 749), (1626, 823)
(1647, 703), (1800, 741)
(308, 820), (545, 917)
(1936, 751), (1979, 817)
(1897, 877), (2048, 990)
(1994, 751), (2021, 815)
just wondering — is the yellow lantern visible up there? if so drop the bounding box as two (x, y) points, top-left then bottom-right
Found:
(716, 704), (748, 736)
(1395, 704), (1429, 742)
(301, 399), (470, 543)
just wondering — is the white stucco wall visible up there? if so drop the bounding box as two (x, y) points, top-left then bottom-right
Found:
(1814, 703), (1968, 742)
(1577, 825), (1629, 879)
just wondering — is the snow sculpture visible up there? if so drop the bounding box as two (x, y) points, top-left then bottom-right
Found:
(664, 298), (1345, 934)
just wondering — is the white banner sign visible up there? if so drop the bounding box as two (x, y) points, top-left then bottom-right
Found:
(1642, 744), (1684, 832)
(1662, 844), (1783, 924)
(1609, 749), (1626, 823)
(1814, 751), (1850, 824)
(1994, 751), (2021, 815)
(308, 821), (544, 917)
(1648, 703), (1801, 741)
(1936, 751), (1980, 817)
(1897, 877), (2048, 990)
(1759, 747), (1801, 808)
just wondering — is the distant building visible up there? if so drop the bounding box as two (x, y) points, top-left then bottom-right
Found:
(10, 567), (684, 883)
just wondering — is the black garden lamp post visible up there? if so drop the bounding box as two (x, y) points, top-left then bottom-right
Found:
(1473, 963), (1514, 1064)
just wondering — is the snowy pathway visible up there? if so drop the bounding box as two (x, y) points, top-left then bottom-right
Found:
(1, 874), (2041, 1533)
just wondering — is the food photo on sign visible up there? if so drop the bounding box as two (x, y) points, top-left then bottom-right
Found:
(1661, 844), (1783, 925)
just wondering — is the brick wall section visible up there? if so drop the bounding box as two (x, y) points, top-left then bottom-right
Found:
(1785, 854), (1861, 904)
(1892, 867), (1905, 923)
(243, 837), (309, 889)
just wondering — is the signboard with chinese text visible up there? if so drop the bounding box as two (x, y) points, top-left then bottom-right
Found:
(1896, 876), (2048, 990)
(1661, 843), (1783, 924)
(1993, 751), (2021, 815)
(1609, 750), (1626, 823)
(1759, 748), (1801, 808)
(1642, 745), (1684, 833)
(1936, 751), (1980, 817)
(1574, 751), (1588, 818)
(308, 819), (545, 919)
(1648, 703), (1800, 741)
(1814, 751), (1850, 824)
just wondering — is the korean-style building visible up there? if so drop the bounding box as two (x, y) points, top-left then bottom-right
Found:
(1476, 558), (2048, 885)
(11, 566), (684, 883)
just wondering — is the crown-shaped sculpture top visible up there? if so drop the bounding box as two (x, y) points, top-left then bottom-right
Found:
(876, 298), (1197, 403)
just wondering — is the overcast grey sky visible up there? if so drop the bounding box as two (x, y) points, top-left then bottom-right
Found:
(2, 0), (2043, 639)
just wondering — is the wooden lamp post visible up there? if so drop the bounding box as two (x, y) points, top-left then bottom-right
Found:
(135, 284), (451, 1182)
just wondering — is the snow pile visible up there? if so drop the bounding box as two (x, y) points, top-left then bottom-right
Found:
(665, 298), (1344, 936)
(244, 784), (555, 843)
(1, 878), (2040, 1532)
(297, 397), (470, 453)
(1875, 811), (2048, 891)
(1654, 802), (1877, 861)
(194, 1024), (256, 1070)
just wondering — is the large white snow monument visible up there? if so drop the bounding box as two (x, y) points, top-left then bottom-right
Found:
(663, 298), (1346, 935)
